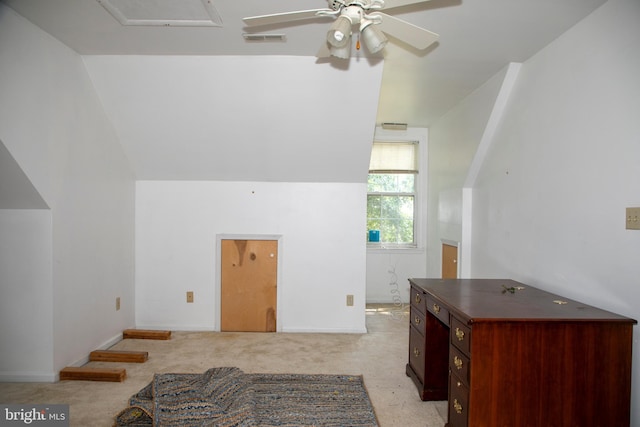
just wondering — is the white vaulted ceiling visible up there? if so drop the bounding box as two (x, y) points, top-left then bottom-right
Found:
(1, 0), (607, 182)
(2, 0), (606, 127)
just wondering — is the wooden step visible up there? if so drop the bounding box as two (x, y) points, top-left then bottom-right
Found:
(89, 350), (148, 363)
(123, 329), (171, 340)
(59, 367), (126, 382)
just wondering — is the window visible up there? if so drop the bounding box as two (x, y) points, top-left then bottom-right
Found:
(367, 142), (418, 247)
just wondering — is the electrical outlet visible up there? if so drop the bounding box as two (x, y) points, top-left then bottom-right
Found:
(626, 207), (640, 230)
(186, 291), (194, 303)
(346, 294), (354, 306)
(116, 297), (120, 311)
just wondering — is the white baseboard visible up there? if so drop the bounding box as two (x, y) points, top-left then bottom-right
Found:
(97, 332), (124, 350)
(1, 332), (125, 383)
(136, 325), (367, 334)
(281, 327), (368, 334)
(134, 325), (213, 331)
(67, 331), (124, 368)
(0, 371), (57, 383)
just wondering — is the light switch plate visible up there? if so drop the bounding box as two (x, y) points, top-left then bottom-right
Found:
(186, 291), (194, 303)
(626, 207), (640, 230)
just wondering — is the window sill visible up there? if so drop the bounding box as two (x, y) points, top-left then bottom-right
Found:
(366, 245), (424, 254)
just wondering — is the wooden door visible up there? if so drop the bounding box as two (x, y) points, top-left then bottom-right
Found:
(442, 243), (458, 279)
(221, 239), (277, 332)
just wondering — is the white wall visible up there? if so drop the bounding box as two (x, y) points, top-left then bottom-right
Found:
(366, 250), (426, 304)
(472, 0), (640, 312)
(136, 181), (367, 333)
(83, 55), (384, 183)
(0, 210), (53, 381)
(0, 5), (135, 380)
(431, 0), (640, 423)
(427, 67), (508, 275)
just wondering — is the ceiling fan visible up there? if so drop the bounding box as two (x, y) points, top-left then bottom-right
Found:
(243, 0), (439, 59)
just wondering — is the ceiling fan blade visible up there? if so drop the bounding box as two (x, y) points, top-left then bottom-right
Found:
(382, 0), (434, 11)
(371, 12), (438, 50)
(243, 9), (332, 27)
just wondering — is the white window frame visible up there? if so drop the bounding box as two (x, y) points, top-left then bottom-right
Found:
(367, 127), (427, 252)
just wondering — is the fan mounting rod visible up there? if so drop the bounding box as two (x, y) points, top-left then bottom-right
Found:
(327, 0), (385, 11)
(319, 0), (384, 23)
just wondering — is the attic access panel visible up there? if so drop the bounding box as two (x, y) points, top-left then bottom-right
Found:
(97, 0), (222, 27)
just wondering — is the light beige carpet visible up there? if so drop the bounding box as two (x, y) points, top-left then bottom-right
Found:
(0, 304), (447, 427)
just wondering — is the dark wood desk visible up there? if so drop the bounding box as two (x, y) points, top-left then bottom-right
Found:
(407, 278), (636, 427)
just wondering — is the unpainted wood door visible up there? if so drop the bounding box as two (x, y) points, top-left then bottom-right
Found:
(221, 239), (277, 332)
(442, 243), (458, 279)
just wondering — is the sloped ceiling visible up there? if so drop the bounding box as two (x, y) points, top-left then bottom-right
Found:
(0, 141), (48, 209)
(2, 0), (607, 128)
(0, 0), (607, 183)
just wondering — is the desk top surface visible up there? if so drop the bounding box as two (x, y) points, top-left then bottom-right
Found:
(409, 278), (637, 324)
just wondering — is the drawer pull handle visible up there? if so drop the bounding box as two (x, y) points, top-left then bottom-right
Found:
(414, 316), (421, 325)
(415, 294), (422, 304)
(433, 304), (441, 314)
(453, 399), (463, 414)
(455, 327), (465, 341)
(454, 355), (463, 370)
(413, 347), (420, 357)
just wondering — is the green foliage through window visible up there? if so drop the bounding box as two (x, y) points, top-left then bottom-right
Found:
(367, 173), (416, 246)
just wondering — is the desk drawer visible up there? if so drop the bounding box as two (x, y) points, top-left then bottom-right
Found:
(450, 316), (471, 355)
(408, 326), (425, 380)
(449, 345), (470, 386)
(411, 286), (426, 315)
(411, 308), (426, 333)
(448, 374), (469, 427)
(426, 296), (449, 326)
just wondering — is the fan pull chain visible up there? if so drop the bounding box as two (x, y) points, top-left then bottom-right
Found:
(356, 34), (361, 50)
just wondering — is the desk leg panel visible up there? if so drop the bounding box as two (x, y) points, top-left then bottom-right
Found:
(407, 312), (449, 401)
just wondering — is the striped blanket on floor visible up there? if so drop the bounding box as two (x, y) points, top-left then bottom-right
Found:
(113, 367), (379, 426)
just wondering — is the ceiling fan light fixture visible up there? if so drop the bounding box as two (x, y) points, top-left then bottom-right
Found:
(329, 41), (351, 59)
(361, 22), (387, 54)
(327, 15), (352, 48)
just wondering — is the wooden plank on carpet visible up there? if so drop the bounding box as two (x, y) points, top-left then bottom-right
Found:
(123, 329), (171, 340)
(90, 350), (148, 363)
(60, 367), (126, 382)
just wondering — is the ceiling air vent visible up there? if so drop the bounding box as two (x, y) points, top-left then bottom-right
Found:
(96, 0), (222, 27)
(243, 33), (287, 42)
(381, 123), (408, 131)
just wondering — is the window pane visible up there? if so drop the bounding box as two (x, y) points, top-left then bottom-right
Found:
(367, 174), (415, 193)
(396, 174), (415, 193)
(380, 196), (397, 218)
(398, 195), (414, 217)
(367, 174), (395, 192)
(367, 195), (381, 219)
(371, 219), (414, 244)
(367, 219), (381, 234)
(367, 194), (414, 244)
(380, 195), (413, 219)
(398, 218), (414, 243)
